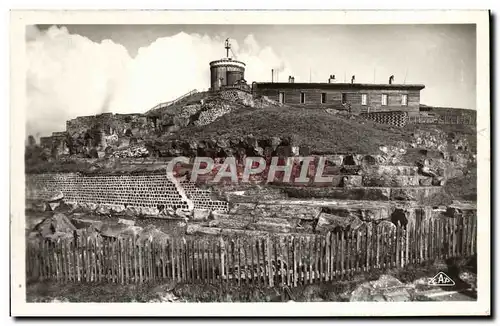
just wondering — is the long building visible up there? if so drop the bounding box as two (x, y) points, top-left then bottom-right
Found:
(251, 80), (425, 115)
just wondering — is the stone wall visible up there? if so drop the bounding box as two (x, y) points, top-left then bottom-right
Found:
(66, 113), (152, 136)
(39, 132), (69, 156)
(26, 173), (228, 215)
(65, 112), (155, 156)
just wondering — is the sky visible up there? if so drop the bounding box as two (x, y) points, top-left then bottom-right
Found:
(26, 24), (476, 138)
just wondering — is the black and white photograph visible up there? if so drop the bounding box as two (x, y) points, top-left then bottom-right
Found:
(10, 10), (490, 317)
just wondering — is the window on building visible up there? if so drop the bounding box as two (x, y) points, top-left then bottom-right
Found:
(381, 94), (388, 106)
(361, 94), (368, 106)
(401, 94), (408, 106)
(300, 92), (305, 104)
(321, 93), (326, 104)
(279, 92), (285, 104)
(341, 93), (347, 104)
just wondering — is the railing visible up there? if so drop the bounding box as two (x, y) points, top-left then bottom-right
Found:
(26, 214), (476, 286)
(146, 89), (199, 114)
(408, 115), (476, 125)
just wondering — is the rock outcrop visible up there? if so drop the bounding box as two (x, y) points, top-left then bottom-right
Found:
(350, 275), (412, 302)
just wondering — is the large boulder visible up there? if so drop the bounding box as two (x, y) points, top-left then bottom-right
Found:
(249, 221), (293, 233)
(278, 205), (322, 221)
(315, 212), (363, 233)
(118, 218), (135, 226)
(350, 275), (411, 302)
(186, 224), (222, 236)
(137, 225), (171, 244)
(100, 224), (140, 238)
(192, 209), (211, 221)
(459, 271), (477, 290)
(342, 176), (362, 188)
(34, 213), (77, 238)
(47, 191), (64, 202)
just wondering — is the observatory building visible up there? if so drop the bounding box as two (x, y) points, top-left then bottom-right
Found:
(209, 39), (246, 91)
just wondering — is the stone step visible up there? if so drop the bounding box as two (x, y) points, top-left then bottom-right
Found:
(188, 199), (476, 236)
(323, 165), (419, 176)
(186, 224), (315, 237)
(207, 218), (252, 229)
(276, 175), (436, 187)
(226, 199), (476, 225)
(248, 221), (294, 233)
(279, 186), (444, 202)
(228, 203), (321, 221)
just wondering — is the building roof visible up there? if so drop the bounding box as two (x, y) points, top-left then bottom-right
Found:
(253, 82), (425, 90)
(209, 58), (246, 69)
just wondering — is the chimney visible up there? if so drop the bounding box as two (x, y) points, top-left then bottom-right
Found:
(328, 74), (336, 83)
(271, 69), (274, 83)
(351, 75), (356, 84)
(288, 75), (295, 83)
(389, 75), (394, 84)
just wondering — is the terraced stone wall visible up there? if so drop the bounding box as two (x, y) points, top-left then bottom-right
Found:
(26, 173), (228, 214)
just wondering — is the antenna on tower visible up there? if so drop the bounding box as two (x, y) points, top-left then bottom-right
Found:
(224, 38), (231, 58)
(230, 47), (237, 60)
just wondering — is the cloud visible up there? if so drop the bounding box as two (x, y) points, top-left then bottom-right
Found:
(26, 26), (295, 138)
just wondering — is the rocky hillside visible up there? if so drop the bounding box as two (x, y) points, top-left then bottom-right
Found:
(26, 89), (477, 201)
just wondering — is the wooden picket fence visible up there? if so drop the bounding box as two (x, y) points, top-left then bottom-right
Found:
(26, 215), (476, 287)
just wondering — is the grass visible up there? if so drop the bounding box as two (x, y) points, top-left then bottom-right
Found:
(172, 106), (411, 155)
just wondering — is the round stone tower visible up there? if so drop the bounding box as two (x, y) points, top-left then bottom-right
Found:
(209, 39), (246, 91)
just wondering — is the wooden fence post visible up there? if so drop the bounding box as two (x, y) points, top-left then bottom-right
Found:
(85, 236), (91, 283)
(184, 238), (190, 283)
(219, 237), (225, 282)
(396, 223), (401, 268)
(235, 238), (241, 286)
(325, 233), (330, 281)
(125, 237), (130, 283)
(252, 238), (257, 286)
(255, 238), (261, 286)
(291, 236), (296, 287)
(466, 215), (471, 256)
(298, 236), (304, 284)
(267, 237), (273, 288)
(404, 223), (409, 268)
(463, 215), (469, 257)
(63, 239), (69, 283)
(117, 238), (122, 284)
(132, 235), (138, 283)
(170, 237), (176, 282)
(452, 217), (458, 257)
(356, 229), (361, 273)
(307, 236), (312, 284)
(196, 240), (201, 282)
(139, 238), (144, 283)
(243, 239), (249, 285)
(471, 215), (477, 254)
(212, 240), (217, 284)
(231, 239), (236, 283)
(365, 226), (371, 272)
(182, 237), (187, 283)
